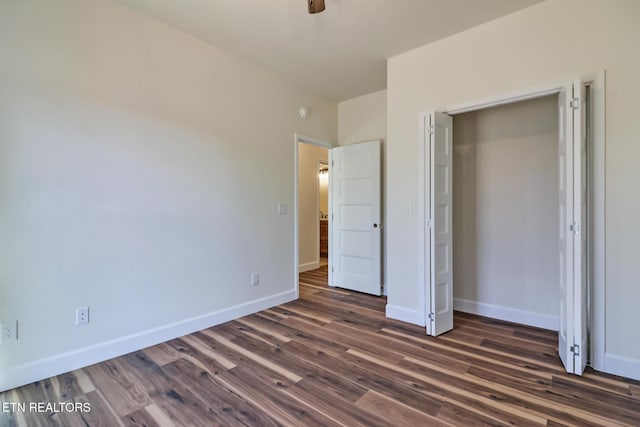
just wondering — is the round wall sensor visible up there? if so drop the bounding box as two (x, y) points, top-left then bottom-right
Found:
(299, 107), (310, 119)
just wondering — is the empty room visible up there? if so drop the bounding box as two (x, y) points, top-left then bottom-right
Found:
(2, 0), (640, 425)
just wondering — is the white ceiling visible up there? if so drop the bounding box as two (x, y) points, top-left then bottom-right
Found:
(116, 0), (543, 101)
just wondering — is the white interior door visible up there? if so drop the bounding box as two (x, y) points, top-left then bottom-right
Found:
(329, 140), (381, 295)
(559, 80), (588, 375)
(428, 112), (454, 336)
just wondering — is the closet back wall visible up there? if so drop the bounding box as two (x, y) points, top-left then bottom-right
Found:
(452, 95), (560, 329)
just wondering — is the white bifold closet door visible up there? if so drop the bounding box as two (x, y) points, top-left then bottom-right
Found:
(425, 81), (588, 376)
(559, 80), (588, 375)
(426, 112), (454, 336)
(329, 140), (382, 296)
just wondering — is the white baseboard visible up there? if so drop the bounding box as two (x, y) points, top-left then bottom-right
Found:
(385, 304), (425, 326)
(299, 261), (320, 273)
(0, 289), (297, 393)
(454, 298), (558, 331)
(604, 353), (640, 381)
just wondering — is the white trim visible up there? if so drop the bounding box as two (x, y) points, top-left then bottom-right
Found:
(385, 304), (425, 326)
(604, 354), (640, 381)
(454, 298), (559, 331)
(299, 261), (320, 273)
(294, 133), (334, 299)
(0, 289), (296, 393)
(328, 149), (334, 287)
(296, 133), (334, 149)
(444, 81), (567, 115)
(586, 71), (606, 372)
(417, 113), (429, 333)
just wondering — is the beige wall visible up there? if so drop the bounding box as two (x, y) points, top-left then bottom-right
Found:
(453, 95), (559, 328)
(298, 143), (328, 269)
(0, 0), (336, 391)
(387, 0), (640, 378)
(338, 90), (387, 146)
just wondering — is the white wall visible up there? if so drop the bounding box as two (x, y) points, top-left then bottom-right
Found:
(338, 90), (387, 146)
(387, 0), (640, 378)
(298, 143), (328, 270)
(452, 95), (559, 330)
(338, 90), (388, 290)
(0, 0), (336, 391)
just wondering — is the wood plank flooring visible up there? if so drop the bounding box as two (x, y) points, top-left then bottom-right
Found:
(2, 266), (639, 426)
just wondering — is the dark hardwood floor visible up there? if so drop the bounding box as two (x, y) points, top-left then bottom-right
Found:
(2, 266), (640, 426)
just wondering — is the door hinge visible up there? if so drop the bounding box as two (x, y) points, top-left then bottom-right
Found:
(569, 222), (579, 234)
(331, 213), (334, 220)
(570, 344), (580, 356)
(426, 218), (433, 229)
(331, 266), (334, 273)
(428, 125), (434, 135)
(331, 160), (334, 167)
(570, 98), (579, 110)
(428, 313), (435, 321)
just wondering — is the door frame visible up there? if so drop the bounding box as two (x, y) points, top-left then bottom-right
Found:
(294, 133), (334, 299)
(317, 159), (329, 259)
(417, 72), (605, 370)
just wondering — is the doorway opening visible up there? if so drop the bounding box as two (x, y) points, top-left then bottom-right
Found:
(296, 138), (330, 275)
(451, 94), (561, 332)
(294, 134), (333, 298)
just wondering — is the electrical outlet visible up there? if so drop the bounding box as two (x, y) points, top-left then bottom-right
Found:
(76, 307), (89, 326)
(0, 320), (18, 342)
(251, 272), (260, 286)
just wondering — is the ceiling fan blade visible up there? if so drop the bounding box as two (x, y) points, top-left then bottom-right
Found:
(308, 0), (325, 14)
